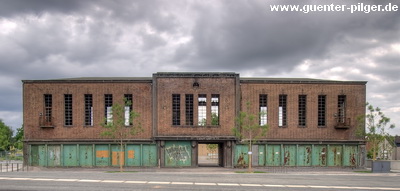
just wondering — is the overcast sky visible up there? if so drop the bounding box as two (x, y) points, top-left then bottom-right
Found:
(0, 0), (399, 135)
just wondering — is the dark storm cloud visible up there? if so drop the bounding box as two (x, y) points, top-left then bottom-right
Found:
(0, 0), (399, 134)
(0, 0), (89, 17)
(172, 0), (399, 75)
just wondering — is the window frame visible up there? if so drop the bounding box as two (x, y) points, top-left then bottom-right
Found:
(43, 94), (52, 123)
(298, 95), (307, 127)
(338, 95), (346, 123)
(278, 94), (287, 127)
(211, 94), (219, 126)
(124, 94), (133, 126)
(84, 94), (93, 126)
(64, 94), (73, 126)
(104, 94), (113, 125)
(198, 94), (207, 126)
(185, 94), (194, 126)
(172, 94), (181, 126)
(318, 95), (326, 127)
(259, 94), (268, 126)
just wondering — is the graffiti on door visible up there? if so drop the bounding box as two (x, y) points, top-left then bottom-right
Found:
(165, 144), (191, 162)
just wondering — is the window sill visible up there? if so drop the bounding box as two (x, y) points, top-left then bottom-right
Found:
(298, 126), (307, 128)
(318, 126), (327, 128)
(278, 126), (287, 128)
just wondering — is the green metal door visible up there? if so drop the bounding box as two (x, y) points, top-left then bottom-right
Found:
(30, 145), (39, 166)
(234, 144), (248, 167)
(297, 145), (312, 166)
(35, 145), (47, 167)
(312, 145), (327, 166)
(79, 145), (93, 167)
(165, 141), (191, 167)
(126, 145), (141, 166)
(343, 145), (358, 167)
(142, 144), (157, 166)
(258, 145), (265, 166)
(63, 145), (77, 167)
(283, 145), (296, 166)
(111, 145), (125, 167)
(266, 144), (281, 166)
(328, 145), (342, 166)
(47, 145), (61, 167)
(95, 144), (109, 166)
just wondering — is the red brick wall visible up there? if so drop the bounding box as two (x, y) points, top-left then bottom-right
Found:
(240, 83), (366, 141)
(23, 76), (366, 142)
(23, 82), (152, 140)
(155, 77), (238, 137)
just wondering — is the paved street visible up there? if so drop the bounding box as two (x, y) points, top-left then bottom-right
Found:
(0, 167), (399, 191)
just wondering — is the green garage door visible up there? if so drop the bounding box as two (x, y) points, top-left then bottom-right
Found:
(312, 145), (327, 166)
(143, 144), (157, 167)
(126, 145), (141, 166)
(63, 145), (78, 167)
(234, 144), (248, 167)
(47, 145), (61, 167)
(283, 145), (296, 166)
(266, 145), (281, 166)
(297, 145), (312, 166)
(80, 144), (93, 167)
(328, 145), (342, 167)
(95, 145), (109, 166)
(343, 145), (358, 167)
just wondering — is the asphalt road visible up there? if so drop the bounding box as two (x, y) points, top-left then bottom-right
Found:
(0, 168), (399, 191)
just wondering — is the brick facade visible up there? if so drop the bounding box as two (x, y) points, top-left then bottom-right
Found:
(23, 80), (153, 141)
(240, 81), (366, 141)
(153, 73), (239, 138)
(22, 73), (367, 168)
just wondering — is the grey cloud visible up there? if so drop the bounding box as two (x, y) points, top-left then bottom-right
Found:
(0, 0), (90, 17)
(175, 1), (399, 75)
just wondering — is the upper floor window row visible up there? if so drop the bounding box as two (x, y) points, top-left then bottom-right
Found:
(41, 94), (135, 127)
(256, 94), (347, 128)
(172, 94), (219, 127)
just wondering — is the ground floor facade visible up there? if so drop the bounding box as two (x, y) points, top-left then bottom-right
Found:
(25, 140), (364, 168)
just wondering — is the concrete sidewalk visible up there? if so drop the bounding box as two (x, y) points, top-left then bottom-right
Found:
(26, 166), (400, 175)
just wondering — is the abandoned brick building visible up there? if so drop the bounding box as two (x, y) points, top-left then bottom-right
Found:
(22, 72), (367, 168)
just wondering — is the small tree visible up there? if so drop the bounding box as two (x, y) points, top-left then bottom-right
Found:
(13, 125), (24, 150)
(233, 102), (269, 172)
(0, 119), (13, 151)
(206, 144), (218, 159)
(357, 103), (395, 161)
(101, 99), (141, 172)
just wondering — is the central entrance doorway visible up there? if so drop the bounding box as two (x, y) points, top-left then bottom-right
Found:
(198, 143), (223, 167)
